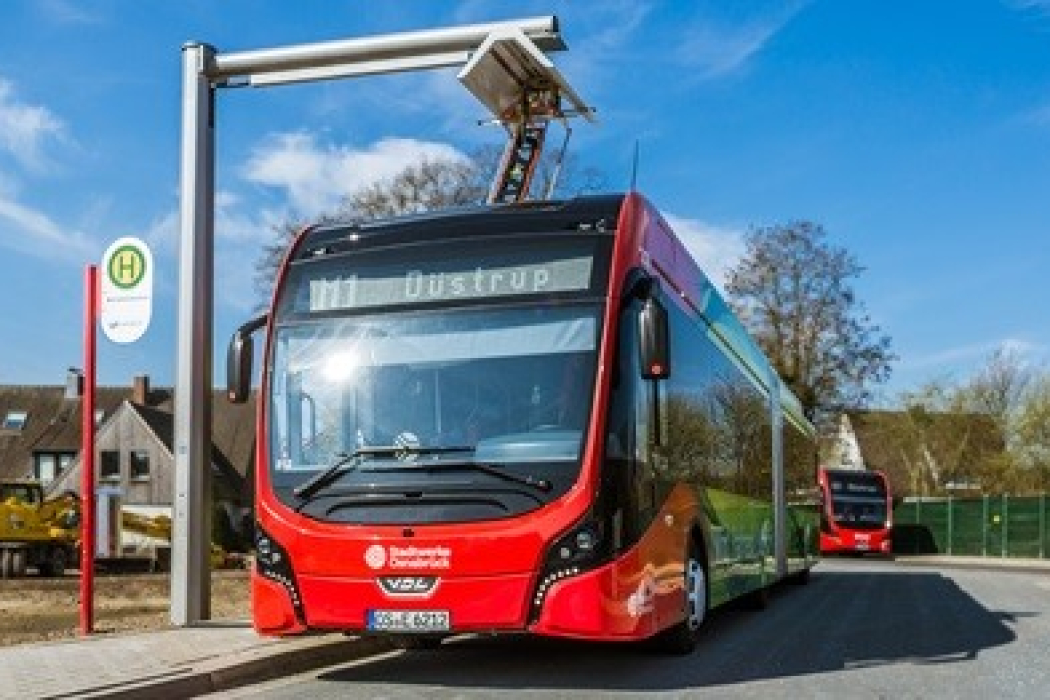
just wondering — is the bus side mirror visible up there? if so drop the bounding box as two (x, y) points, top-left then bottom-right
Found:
(227, 314), (267, 403)
(639, 296), (670, 380)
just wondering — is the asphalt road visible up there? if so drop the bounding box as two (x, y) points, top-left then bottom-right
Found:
(210, 558), (1050, 699)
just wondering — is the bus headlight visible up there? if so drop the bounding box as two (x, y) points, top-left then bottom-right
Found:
(255, 523), (305, 624)
(530, 516), (610, 622)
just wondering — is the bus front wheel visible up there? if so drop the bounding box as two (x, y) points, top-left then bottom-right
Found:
(652, 543), (707, 655)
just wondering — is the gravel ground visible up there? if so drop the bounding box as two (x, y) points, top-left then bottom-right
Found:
(0, 570), (250, 647)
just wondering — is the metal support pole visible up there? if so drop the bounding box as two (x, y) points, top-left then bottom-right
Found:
(982, 495), (988, 557)
(172, 42), (216, 626)
(79, 265), (97, 636)
(916, 498), (921, 534)
(1037, 495), (1045, 562)
(1002, 494), (1008, 558)
(770, 378), (787, 578)
(946, 495), (953, 556)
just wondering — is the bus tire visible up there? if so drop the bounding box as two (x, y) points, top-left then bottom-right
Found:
(653, 542), (707, 655)
(38, 546), (68, 578)
(11, 549), (28, 577)
(0, 549), (13, 579)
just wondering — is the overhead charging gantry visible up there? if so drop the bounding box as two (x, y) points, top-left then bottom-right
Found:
(175, 17), (593, 626)
(457, 27), (596, 203)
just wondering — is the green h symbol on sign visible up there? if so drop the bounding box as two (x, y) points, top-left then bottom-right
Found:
(108, 245), (147, 289)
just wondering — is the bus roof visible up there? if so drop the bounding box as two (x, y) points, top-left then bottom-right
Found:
(293, 195), (625, 262)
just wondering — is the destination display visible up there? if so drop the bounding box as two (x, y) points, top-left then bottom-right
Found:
(298, 244), (596, 313)
(830, 476), (883, 495)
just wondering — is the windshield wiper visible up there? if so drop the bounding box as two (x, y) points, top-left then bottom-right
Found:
(293, 445), (477, 502)
(360, 458), (552, 493)
(293, 450), (364, 501)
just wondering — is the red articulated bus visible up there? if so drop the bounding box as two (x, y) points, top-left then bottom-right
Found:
(228, 192), (819, 653)
(817, 467), (892, 555)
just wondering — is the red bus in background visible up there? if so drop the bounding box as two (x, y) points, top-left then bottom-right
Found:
(228, 192), (819, 654)
(817, 467), (892, 555)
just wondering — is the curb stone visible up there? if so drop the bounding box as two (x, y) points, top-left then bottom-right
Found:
(72, 635), (394, 699)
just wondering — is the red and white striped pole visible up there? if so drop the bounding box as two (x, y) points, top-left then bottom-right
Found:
(80, 264), (97, 635)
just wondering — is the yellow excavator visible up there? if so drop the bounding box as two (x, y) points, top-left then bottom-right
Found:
(2, 480), (232, 576)
(0, 480), (80, 578)
(118, 508), (229, 571)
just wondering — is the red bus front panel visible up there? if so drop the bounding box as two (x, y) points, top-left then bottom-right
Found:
(819, 527), (892, 555)
(251, 480), (695, 641)
(818, 468), (893, 555)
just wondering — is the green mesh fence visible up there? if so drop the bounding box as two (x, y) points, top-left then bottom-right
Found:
(892, 496), (1049, 558)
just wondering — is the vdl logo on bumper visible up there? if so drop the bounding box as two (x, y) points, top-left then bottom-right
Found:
(378, 576), (440, 597)
(364, 544), (452, 570)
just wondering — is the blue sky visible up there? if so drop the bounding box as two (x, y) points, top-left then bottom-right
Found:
(1, 1), (1049, 404)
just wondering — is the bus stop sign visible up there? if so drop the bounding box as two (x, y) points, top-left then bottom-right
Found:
(100, 236), (153, 344)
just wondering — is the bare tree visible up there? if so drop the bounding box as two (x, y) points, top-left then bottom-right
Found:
(725, 221), (895, 430)
(958, 346), (1034, 445)
(1014, 373), (1050, 490)
(253, 155), (485, 306)
(336, 157), (486, 220)
(253, 213), (342, 311)
(955, 348), (1046, 494)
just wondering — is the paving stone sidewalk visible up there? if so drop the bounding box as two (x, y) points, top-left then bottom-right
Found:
(0, 623), (388, 699)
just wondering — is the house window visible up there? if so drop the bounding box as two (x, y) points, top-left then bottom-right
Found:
(2, 410), (28, 431)
(0, 482), (38, 505)
(100, 450), (120, 481)
(36, 454), (57, 484)
(130, 450), (150, 480)
(33, 452), (76, 485)
(94, 409), (106, 426)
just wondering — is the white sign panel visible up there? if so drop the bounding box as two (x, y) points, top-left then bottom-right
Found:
(100, 237), (153, 344)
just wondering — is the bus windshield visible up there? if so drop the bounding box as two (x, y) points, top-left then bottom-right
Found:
(827, 471), (889, 529)
(268, 304), (600, 483)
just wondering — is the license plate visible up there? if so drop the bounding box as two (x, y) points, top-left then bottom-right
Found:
(367, 609), (451, 632)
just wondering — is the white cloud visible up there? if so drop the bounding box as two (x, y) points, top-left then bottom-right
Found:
(141, 207), (177, 257)
(902, 338), (1046, 373)
(241, 132), (469, 216)
(0, 169), (17, 198)
(215, 191), (287, 243)
(663, 213), (746, 292)
(1009, 0), (1050, 14)
(136, 195), (289, 314)
(0, 78), (68, 172)
(37, 0), (102, 24)
(0, 78), (94, 263)
(1020, 101), (1050, 128)
(675, 3), (806, 80)
(0, 195), (95, 261)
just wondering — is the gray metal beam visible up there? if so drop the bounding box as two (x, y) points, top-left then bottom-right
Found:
(210, 16), (563, 85)
(172, 41), (215, 626)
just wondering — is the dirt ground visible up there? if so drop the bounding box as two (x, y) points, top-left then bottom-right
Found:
(0, 570), (251, 647)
